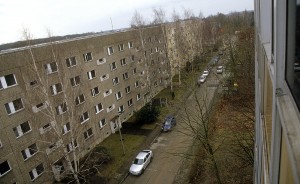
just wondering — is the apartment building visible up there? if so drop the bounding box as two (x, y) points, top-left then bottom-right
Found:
(254, 0), (300, 183)
(0, 26), (169, 183)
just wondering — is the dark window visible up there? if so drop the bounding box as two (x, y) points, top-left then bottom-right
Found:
(66, 57), (77, 67)
(286, 0), (300, 110)
(0, 161), (11, 176)
(70, 76), (80, 87)
(83, 52), (92, 62)
(0, 74), (17, 89)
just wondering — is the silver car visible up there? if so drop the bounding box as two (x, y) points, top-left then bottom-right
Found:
(129, 150), (153, 175)
(216, 66), (223, 74)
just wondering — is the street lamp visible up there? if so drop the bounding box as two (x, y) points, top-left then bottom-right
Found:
(118, 111), (125, 155)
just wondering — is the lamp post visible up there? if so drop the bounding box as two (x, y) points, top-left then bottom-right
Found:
(118, 111), (125, 155)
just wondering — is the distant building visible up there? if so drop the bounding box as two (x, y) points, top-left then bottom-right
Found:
(254, 0), (300, 183)
(0, 26), (169, 183)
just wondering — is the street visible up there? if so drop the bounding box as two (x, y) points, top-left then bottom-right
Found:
(122, 67), (220, 184)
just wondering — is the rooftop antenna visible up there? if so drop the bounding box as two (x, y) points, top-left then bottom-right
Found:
(110, 17), (114, 30)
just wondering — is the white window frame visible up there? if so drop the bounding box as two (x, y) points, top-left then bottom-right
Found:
(118, 44), (124, 51)
(66, 57), (77, 68)
(110, 62), (117, 71)
(62, 122), (71, 135)
(75, 94), (85, 105)
(115, 91), (122, 100)
(0, 161), (11, 177)
(83, 52), (93, 62)
(99, 119), (106, 128)
(120, 58), (126, 66)
(97, 58), (106, 65)
(134, 81), (139, 88)
(127, 99), (133, 107)
(107, 104), (115, 112)
(55, 102), (68, 115)
(70, 76), (80, 87)
(104, 89), (112, 97)
(128, 41), (133, 48)
(44, 62), (58, 74)
(155, 46), (159, 52)
(112, 77), (119, 85)
(137, 93), (141, 101)
(29, 163), (44, 181)
(39, 121), (55, 134)
(66, 140), (77, 153)
(95, 103), (103, 114)
(125, 86), (131, 94)
(0, 140), (3, 148)
(107, 46), (114, 55)
(21, 143), (38, 160)
(87, 70), (96, 80)
(100, 74), (109, 81)
(123, 72), (129, 80)
(133, 68), (137, 75)
(0, 74), (17, 90)
(50, 83), (63, 96)
(13, 121), (31, 138)
(80, 112), (90, 124)
(118, 105), (124, 113)
(84, 128), (93, 140)
(5, 98), (24, 115)
(91, 86), (100, 97)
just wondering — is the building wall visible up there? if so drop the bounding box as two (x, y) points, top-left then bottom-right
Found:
(254, 0), (300, 184)
(0, 26), (169, 183)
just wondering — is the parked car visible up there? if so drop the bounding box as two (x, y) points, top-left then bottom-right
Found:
(216, 66), (223, 74)
(129, 150), (153, 175)
(202, 70), (209, 77)
(198, 75), (206, 85)
(161, 115), (176, 132)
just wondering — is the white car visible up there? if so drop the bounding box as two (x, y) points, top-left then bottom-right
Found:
(216, 66), (223, 74)
(129, 150), (153, 175)
(202, 70), (209, 77)
(198, 75), (206, 84)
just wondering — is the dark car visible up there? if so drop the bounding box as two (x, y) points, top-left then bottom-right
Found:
(161, 115), (176, 132)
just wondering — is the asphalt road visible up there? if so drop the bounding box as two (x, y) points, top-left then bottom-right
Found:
(122, 68), (220, 184)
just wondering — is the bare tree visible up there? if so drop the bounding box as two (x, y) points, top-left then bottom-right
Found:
(131, 10), (146, 27)
(152, 7), (166, 25)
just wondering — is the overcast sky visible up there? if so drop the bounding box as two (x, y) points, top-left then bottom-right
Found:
(0, 0), (253, 44)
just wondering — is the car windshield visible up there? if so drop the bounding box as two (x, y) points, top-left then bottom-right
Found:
(200, 76), (205, 79)
(165, 118), (172, 125)
(133, 158), (144, 165)
(203, 71), (208, 74)
(217, 66), (223, 69)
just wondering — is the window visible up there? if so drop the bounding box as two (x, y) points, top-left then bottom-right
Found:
(29, 163), (44, 180)
(134, 81), (139, 88)
(0, 140), (3, 148)
(32, 102), (48, 113)
(99, 118), (106, 128)
(123, 72), (129, 80)
(53, 160), (65, 174)
(0, 161), (11, 177)
(120, 58), (126, 66)
(21, 143), (38, 160)
(46, 140), (62, 155)
(104, 89), (112, 97)
(125, 86), (131, 94)
(97, 58), (106, 65)
(80, 112), (89, 124)
(118, 44), (124, 51)
(29, 80), (38, 87)
(50, 83), (63, 95)
(5, 98), (24, 115)
(62, 122), (70, 134)
(144, 51), (147, 56)
(137, 93), (141, 101)
(118, 105), (124, 113)
(110, 62), (117, 71)
(127, 99), (133, 107)
(66, 57), (77, 67)
(154, 81), (158, 87)
(44, 62), (58, 74)
(107, 104), (115, 112)
(39, 121), (54, 134)
(107, 46), (114, 55)
(83, 52), (93, 62)
(100, 74), (109, 81)
(95, 103), (103, 114)
(131, 55), (135, 61)
(70, 76), (80, 87)
(83, 128), (93, 139)
(128, 41), (133, 48)
(112, 77), (119, 85)
(133, 68), (137, 75)
(0, 74), (17, 90)
(75, 94), (85, 105)
(91, 86), (100, 96)
(148, 37), (152, 42)
(66, 140), (77, 153)
(115, 91), (122, 100)
(55, 102), (67, 115)
(87, 70), (96, 80)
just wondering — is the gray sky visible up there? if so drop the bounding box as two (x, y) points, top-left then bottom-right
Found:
(0, 0), (253, 44)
